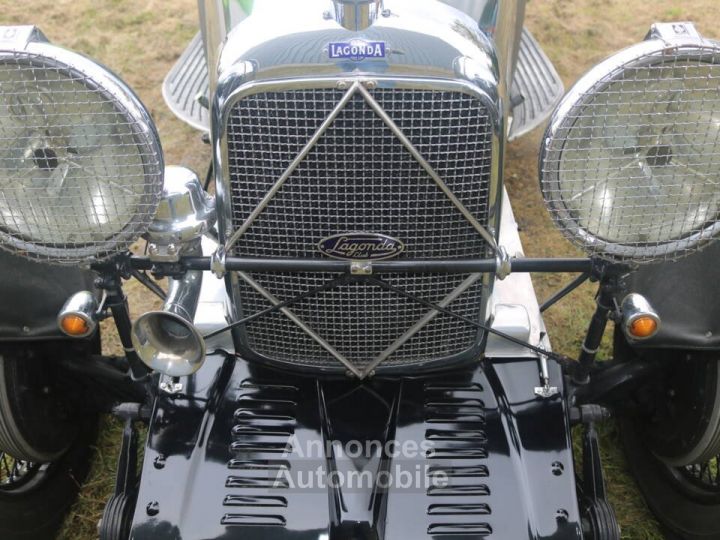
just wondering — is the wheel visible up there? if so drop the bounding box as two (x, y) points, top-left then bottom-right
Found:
(621, 417), (720, 540)
(0, 349), (82, 462)
(0, 420), (97, 540)
(99, 494), (136, 540)
(0, 343), (98, 540)
(616, 330), (720, 539)
(582, 499), (621, 540)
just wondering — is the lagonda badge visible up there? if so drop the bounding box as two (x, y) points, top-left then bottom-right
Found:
(328, 40), (387, 61)
(318, 232), (405, 261)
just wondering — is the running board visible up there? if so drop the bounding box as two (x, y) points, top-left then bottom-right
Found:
(162, 28), (564, 139)
(509, 28), (564, 140)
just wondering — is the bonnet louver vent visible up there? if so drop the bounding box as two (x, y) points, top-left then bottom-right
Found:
(424, 382), (492, 536)
(223, 381), (298, 528)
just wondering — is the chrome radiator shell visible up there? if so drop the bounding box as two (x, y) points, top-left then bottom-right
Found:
(211, 0), (505, 374)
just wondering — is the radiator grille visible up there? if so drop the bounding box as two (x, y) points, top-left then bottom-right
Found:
(225, 87), (494, 371)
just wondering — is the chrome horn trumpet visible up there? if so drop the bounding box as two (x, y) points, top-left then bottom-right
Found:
(132, 270), (206, 376)
(131, 166), (216, 377)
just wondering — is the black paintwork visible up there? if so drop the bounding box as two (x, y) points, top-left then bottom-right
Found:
(616, 241), (720, 350)
(130, 255), (594, 275)
(130, 355), (582, 540)
(0, 249), (97, 341)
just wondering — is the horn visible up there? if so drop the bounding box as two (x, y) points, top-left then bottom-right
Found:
(131, 270), (206, 377)
(131, 166), (216, 377)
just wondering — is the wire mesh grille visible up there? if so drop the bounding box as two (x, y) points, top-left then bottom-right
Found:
(541, 45), (720, 262)
(226, 87), (493, 370)
(236, 273), (485, 370)
(0, 50), (163, 264)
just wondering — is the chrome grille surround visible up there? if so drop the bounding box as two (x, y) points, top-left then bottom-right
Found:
(216, 78), (502, 375)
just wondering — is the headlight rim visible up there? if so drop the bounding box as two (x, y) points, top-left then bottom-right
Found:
(0, 40), (164, 265)
(540, 36), (720, 263)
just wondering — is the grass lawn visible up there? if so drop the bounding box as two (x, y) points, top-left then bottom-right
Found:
(1, 1), (717, 538)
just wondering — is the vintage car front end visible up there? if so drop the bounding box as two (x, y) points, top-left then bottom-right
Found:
(213, 0), (504, 377)
(1, 2), (720, 540)
(127, 2), (584, 537)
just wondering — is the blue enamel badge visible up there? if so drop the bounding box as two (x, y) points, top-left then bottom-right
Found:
(328, 40), (386, 61)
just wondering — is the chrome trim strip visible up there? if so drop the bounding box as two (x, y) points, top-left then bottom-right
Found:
(360, 272), (483, 377)
(198, 0), (229, 99)
(237, 271), (363, 378)
(494, 0), (525, 103)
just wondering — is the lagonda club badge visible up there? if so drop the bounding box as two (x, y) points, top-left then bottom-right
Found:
(318, 232), (405, 261)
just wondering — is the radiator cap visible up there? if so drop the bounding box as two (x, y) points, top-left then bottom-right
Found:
(332, 0), (383, 31)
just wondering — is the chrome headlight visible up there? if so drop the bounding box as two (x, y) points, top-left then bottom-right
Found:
(0, 27), (163, 264)
(540, 23), (720, 263)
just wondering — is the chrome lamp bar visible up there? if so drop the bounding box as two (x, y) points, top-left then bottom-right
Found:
(125, 256), (593, 275)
